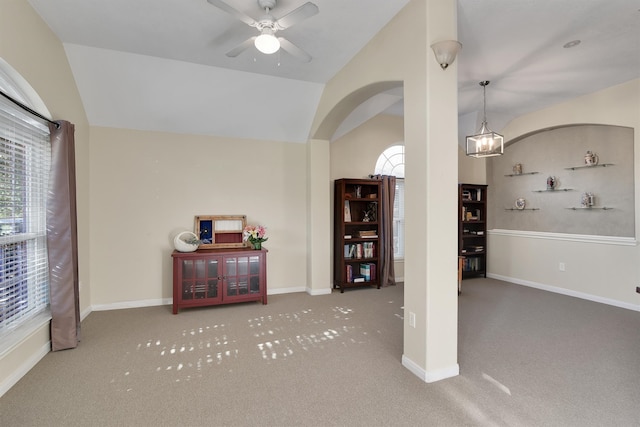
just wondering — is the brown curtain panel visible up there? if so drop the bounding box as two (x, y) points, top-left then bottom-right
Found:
(376, 174), (396, 287)
(47, 120), (80, 351)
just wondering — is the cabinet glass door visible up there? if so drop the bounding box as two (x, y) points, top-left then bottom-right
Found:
(224, 255), (262, 299)
(181, 258), (220, 301)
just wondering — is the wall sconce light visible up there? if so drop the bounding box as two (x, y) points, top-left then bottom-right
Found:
(430, 40), (462, 70)
(466, 80), (504, 158)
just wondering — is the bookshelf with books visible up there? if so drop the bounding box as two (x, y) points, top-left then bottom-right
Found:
(458, 183), (488, 279)
(334, 178), (382, 293)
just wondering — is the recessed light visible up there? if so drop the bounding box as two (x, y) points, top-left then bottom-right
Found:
(563, 40), (581, 48)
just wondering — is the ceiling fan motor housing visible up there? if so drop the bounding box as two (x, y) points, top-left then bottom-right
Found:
(258, 0), (277, 10)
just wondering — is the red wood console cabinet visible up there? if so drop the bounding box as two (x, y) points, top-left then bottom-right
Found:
(172, 247), (267, 314)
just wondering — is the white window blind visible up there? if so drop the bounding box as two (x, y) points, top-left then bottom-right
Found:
(374, 144), (405, 259)
(393, 179), (405, 259)
(0, 94), (50, 335)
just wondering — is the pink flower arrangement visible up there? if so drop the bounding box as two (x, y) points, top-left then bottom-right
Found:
(243, 225), (268, 245)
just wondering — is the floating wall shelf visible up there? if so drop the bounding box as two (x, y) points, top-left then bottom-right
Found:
(565, 163), (614, 171)
(532, 188), (573, 192)
(504, 172), (539, 177)
(565, 206), (613, 210)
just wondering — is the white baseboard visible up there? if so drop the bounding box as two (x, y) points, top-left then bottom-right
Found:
(402, 354), (459, 383)
(91, 298), (172, 312)
(269, 286), (307, 295)
(80, 305), (92, 321)
(307, 287), (332, 296)
(488, 273), (640, 312)
(0, 340), (50, 398)
(89, 287), (333, 313)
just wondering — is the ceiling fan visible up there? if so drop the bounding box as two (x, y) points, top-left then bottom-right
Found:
(207, 0), (319, 62)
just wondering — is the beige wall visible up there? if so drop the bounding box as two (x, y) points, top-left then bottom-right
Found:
(458, 145), (486, 185)
(331, 114), (403, 180)
(89, 127), (309, 306)
(489, 79), (640, 310)
(0, 0), (90, 394)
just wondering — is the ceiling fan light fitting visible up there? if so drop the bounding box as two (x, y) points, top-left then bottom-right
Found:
(255, 28), (280, 54)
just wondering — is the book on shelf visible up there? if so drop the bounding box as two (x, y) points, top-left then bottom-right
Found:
(462, 257), (482, 272)
(344, 235), (352, 239)
(360, 263), (371, 281)
(353, 275), (365, 283)
(359, 263), (376, 282)
(363, 241), (375, 258)
(358, 230), (378, 238)
(345, 243), (375, 259)
(346, 265), (353, 283)
(462, 188), (482, 202)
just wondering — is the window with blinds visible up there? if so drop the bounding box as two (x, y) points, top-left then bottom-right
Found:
(0, 95), (50, 335)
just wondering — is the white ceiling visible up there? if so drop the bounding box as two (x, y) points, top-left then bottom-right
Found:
(27, 0), (640, 144)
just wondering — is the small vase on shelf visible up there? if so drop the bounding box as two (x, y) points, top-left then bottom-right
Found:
(251, 241), (262, 250)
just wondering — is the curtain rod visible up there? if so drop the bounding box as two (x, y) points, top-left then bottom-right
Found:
(0, 90), (59, 129)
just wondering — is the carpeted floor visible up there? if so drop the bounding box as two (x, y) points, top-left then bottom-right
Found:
(1, 278), (639, 426)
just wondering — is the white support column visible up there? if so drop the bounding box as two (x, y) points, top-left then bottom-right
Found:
(402, 0), (460, 383)
(306, 139), (332, 295)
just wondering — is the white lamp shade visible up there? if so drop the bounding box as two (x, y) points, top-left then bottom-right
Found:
(430, 40), (462, 70)
(255, 30), (280, 54)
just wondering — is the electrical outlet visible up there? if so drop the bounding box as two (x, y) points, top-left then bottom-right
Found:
(409, 312), (416, 328)
(559, 262), (565, 271)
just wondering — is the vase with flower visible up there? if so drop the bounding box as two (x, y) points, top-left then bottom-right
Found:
(243, 225), (268, 249)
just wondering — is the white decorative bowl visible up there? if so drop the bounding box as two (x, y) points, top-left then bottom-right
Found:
(173, 231), (200, 252)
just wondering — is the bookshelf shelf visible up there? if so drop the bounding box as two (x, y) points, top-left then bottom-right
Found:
(334, 178), (382, 293)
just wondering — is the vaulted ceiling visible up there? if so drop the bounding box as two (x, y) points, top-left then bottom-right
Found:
(27, 0), (640, 143)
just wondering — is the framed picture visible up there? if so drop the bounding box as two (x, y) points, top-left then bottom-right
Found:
(194, 215), (247, 249)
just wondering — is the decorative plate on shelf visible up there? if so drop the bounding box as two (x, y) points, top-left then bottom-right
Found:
(515, 198), (526, 210)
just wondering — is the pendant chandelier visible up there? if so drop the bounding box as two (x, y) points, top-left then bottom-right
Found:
(466, 81), (504, 158)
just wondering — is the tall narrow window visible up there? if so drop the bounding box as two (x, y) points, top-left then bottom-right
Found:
(374, 145), (404, 259)
(0, 94), (50, 335)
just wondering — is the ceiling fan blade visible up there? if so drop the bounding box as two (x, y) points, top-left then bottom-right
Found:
(226, 37), (257, 57)
(278, 37), (312, 62)
(276, 2), (319, 29)
(207, 0), (257, 27)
